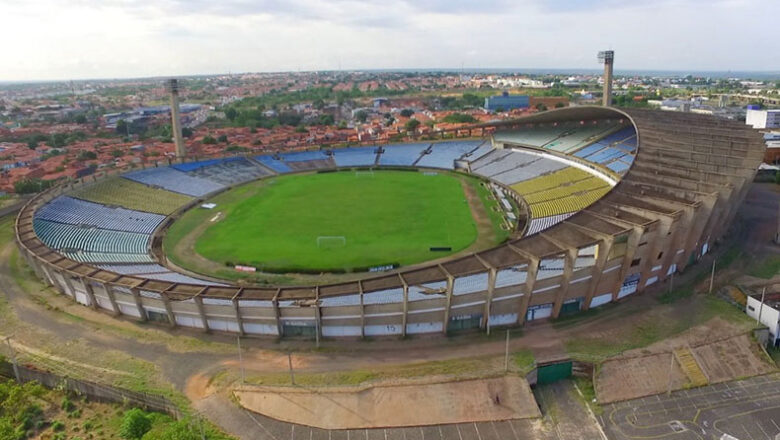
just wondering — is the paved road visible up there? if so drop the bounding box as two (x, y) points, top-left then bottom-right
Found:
(601, 374), (780, 440)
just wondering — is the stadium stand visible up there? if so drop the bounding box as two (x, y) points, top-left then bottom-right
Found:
(415, 140), (484, 169)
(528, 186), (610, 217)
(461, 142), (494, 163)
(61, 251), (155, 264)
(35, 196), (166, 234)
(509, 167), (593, 194)
(525, 213), (575, 235)
(33, 219), (150, 254)
(469, 149), (515, 171)
(254, 155), (293, 173)
(70, 177), (193, 215)
(123, 167), (224, 197)
(493, 120), (624, 154)
(286, 158), (336, 171)
(331, 147), (379, 167)
(171, 159), (226, 172)
(489, 154), (567, 186)
(95, 263), (170, 274)
(279, 151), (329, 162)
(185, 157), (272, 185)
(378, 143), (430, 166)
(472, 149), (539, 178)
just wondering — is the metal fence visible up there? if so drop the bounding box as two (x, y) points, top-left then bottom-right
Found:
(0, 358), (180, 418)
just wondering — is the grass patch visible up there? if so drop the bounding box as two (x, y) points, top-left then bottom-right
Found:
(572, 376), (602, 415)
(167, 169), (500, 274)
(244, 352), (533, 387)
(748, 255), (780, 279)
(566, 296), (756, 363)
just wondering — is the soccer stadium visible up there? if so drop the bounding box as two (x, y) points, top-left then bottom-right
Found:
(14, 106), (765, 338)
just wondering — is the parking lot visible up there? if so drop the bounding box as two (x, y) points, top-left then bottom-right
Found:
(601, 374), (780, 440)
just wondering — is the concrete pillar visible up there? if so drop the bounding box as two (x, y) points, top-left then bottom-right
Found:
(400, 278), (409, 339)
(105, 284), (121, 316)
(610, 227), (643, 301)
(517, 257), (539, 325)
(482, 268), (497, 332)
(358, 281), (366, 339)
(583, 238), (612, 310)
(81, 277), (99, 310)
(130, 288), (147, 321)
(161, 293), (177, 328)
(232, 299), (245, 336)
(551, 249), (577, 318)
(194, 295), (209, 332)
(442, 274), (454, 336)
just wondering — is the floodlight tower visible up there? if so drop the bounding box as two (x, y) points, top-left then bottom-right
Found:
(598, 50), (614, 106)
(166, 79), (186, 159)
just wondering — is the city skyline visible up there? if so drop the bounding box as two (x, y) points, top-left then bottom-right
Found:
(3, 0), (779, 82)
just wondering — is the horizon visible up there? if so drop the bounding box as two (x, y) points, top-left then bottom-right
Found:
(2, 67), (780, 86)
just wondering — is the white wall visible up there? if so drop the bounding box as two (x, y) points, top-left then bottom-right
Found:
(746, 296), (780, 344)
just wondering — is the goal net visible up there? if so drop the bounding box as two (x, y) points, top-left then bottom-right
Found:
(317, 236), (347, 249)
(354, 170), (375, 177)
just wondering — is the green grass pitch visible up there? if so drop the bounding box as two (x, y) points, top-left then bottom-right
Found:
(180, 170), (480, 272)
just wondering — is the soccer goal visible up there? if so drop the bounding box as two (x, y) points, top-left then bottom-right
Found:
(317, 236), (347, 249)
(354, 170), (375, 177)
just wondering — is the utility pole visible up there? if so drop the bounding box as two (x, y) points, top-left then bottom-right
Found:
(287, 352), (296, 385)
(708, 258), (717, 294)
(237, 336), (245, 384)
(504, 330), (510, 373)
(757, 287), (766, 325)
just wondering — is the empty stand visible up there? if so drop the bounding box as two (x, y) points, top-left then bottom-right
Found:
(123, 167), (224, 197)
(35, 196), (165, 234)
(70, 177), (193, 215)
(34, 219), (150, 254)
(332, 147), (379, 167)
(186, 157), (272, 185)
(378, 143), (430, 166)
(416, 140), (484, 169)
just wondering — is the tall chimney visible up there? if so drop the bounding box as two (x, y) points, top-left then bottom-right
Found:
(166, 79), (186, 159)
(598, 50), (614, 106)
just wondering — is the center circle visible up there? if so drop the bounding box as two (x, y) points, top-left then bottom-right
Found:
(163, 168), (513, 278)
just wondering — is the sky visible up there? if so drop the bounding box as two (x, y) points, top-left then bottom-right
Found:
(2, 0), (778, 81)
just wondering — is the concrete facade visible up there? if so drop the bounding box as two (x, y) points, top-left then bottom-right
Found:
(14, 108), (766, 339)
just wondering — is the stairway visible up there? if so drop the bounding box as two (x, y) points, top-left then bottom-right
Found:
(673, 347), (708, 387)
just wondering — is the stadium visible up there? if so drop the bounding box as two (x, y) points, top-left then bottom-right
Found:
(14, 106), (765, 338)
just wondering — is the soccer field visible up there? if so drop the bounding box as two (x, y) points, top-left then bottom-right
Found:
(172, 170), (485, 273)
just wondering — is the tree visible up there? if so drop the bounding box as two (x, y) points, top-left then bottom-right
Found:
(441, 113), (477, 124)
(554, 102), (566, 108)
(355, 110), (368, 123)
(224, 107), (238, 121)
(400, 109), (414, 117)
(27, 140), (38, 150)
(405, 119), (421, 132)
(318, 114), (335, 126)
(14, 178), (52, 194)
(202, 135), (216, 145)
(77, 150), (97, 161)
(217, 134), (228, 143)
(181, 127), (193, 138)
(119, 409), (151, 440)
(111, 149), (124, 158)
(535, 103), (548, 111)
(116, 119), (129, 136)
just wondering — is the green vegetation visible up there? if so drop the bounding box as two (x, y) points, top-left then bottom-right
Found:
(748, 255), (780, 279)
(0, 377), (225, 440)
(243, 351), (534, 387)
(169, 170), (483, 273)
(565, 296), (756, 363)
(13, 178), (53, 195)
(441, 113), (477, 124)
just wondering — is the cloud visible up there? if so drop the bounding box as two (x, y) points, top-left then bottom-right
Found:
(1, 0), (778, 81)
